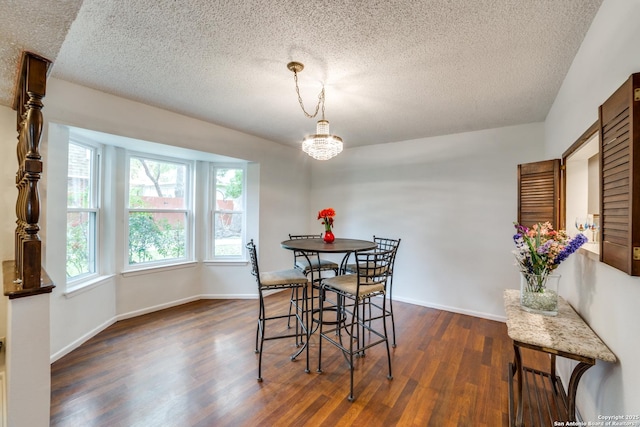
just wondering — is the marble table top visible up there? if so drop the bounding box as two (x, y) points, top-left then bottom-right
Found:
(504, 289), (616, 363)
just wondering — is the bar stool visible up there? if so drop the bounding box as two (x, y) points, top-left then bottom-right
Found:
(287, 234), (339, 329)
(246, 239), (309, 381)
(345, 236), (401, 346)
(289, 234), (339, 277)
(318, 248), (394, 401)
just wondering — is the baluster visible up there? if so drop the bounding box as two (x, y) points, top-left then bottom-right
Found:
(7, 52), (50, 291)
(15, 121), (25, 266)
(25, 92), (43, 161)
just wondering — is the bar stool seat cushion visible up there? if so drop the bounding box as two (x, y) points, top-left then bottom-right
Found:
(322, 274), (385, 299)
(344, 262), (389, 276)
(295, 258), (339, 273)
(260, 269), (308, 288)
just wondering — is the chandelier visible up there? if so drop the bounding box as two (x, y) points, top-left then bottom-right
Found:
(287, 61), (343, 161)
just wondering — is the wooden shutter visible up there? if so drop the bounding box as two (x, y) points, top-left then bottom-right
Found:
(517, 159), (561, 229)
(599, 73), (640, 276)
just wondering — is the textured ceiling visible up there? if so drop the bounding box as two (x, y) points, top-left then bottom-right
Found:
(1, 0), (602, 149)
(0, 0), (83, 107)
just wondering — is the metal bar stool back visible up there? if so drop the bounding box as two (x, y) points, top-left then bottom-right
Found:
(318, 248), (395, 401)
(345, 236), (401, 346)
(287, 234), (339, 329)
(246, 239), (310, 381)
(288, 234), (339, 276)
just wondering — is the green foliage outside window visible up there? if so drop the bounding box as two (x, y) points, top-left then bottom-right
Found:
(128, 213), (186, 264)
(217, 169), (243, 199)
(66, 214), (90, 278)
(226, 170), (243, 199)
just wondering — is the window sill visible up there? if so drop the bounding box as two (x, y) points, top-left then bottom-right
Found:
(203, 259), (248, 266)
(121, 261), (197, 278)
(65, 274), (116, 298)
(579, 244), (600, 259)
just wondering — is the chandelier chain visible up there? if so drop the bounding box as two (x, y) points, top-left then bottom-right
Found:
(293, 70), (325, 119)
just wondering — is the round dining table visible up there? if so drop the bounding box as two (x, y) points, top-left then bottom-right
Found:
(280, 237), (377, 255)
(281, 237), (377, 274)
(280, 237), (377, 331)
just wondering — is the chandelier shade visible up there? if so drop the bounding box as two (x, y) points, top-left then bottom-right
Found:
(287, 61), (343, 161)
(302, 120), (343, 161)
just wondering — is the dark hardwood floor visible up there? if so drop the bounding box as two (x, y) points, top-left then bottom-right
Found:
(50, 292), (548, 426)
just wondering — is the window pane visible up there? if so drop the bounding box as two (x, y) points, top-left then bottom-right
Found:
(128, 212), (186, 264)
(68, 143), (93, 209)
(215, 168), (243, 204)
(129, 158), (187, 209)
(214, 212), (243, 256)
(66, 212), (95, 278)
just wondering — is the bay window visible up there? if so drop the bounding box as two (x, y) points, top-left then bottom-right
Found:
(211, 165), (246, 260)
(66, 141), (100, 281)
(126, 154), (192, 267)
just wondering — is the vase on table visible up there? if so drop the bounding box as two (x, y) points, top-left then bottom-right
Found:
(318, 208), (336, 243)
(520, 272), (560, 316)
(323, 229), (335, 243)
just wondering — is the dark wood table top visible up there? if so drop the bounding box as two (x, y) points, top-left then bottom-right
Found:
(280, 238), (376, 253)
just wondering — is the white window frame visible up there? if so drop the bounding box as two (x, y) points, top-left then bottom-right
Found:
(124, 152), (194, 270)
(210, 163), (247, 261)
(66, 140), (101, 284)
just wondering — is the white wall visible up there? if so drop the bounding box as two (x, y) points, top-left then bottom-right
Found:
(0, 106), (16, 341)
(310, 122), (545, 320)
(0, 78), (311, 362)
(6, 295), (51, 427)
(0, 81), (313, 427)
(545, 0), (640, 420)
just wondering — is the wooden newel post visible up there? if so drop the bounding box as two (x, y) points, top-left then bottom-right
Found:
(3, 51), (54, 298)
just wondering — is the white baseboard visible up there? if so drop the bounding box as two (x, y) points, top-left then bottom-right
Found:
(200, 293), (258, 299)
(50, 317), (117, 364)
(50, 294), (258, 363)
(117, 294), (259, 321)
(50, 293), (502, 363)
(115, 295), (203, 321)
(393, 296), (507, 323)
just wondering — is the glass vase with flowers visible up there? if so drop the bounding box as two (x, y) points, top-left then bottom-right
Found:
(513, 222), (587, 315)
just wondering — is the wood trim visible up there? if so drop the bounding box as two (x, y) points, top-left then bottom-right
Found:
(517, 159), (561, 229)
(632, 73), (640, 276)
(562, 121), (599, 160)
(12, 51), (51, 113)
(598, 72), (640, 276)
(4, 51), (56, 296)
(3, 260), (54, 299)
(561, 122), (599, 231)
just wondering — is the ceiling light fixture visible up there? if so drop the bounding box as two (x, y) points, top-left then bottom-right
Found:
(287, 61), (343, 161)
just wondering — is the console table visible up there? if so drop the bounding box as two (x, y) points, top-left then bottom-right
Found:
(504, 289), (616, 427)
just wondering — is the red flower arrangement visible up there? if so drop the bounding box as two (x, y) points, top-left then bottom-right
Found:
(317, 208), (335, 232)
(317, 208), (336, 242)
